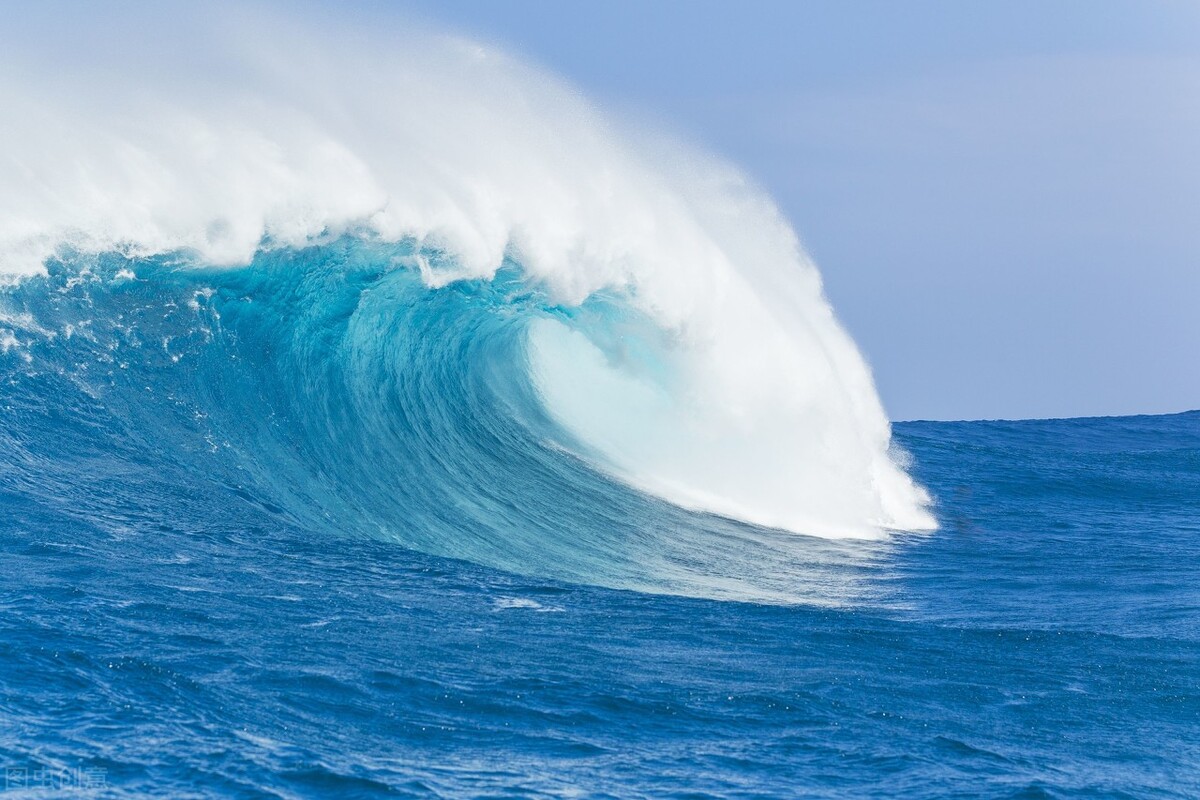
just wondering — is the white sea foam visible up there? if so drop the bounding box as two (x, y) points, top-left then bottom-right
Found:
(0, 2), (935, 537)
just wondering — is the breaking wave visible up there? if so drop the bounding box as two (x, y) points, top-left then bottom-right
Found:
(0, 2), (934, 598)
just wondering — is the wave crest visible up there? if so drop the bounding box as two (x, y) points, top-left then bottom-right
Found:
(0, 4), (934, 547)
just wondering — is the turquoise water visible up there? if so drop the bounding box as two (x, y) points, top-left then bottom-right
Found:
(1, 247), (1197, 797)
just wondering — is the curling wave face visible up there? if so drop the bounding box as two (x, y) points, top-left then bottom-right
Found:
(1, 245), (904, 602)
(0, 4), (933, 590)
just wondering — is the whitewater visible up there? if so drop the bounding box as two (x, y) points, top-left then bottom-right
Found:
(2, 4), (1198, 799)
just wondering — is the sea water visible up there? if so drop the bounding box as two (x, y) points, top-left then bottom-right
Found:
(0, 251), (1196, 798)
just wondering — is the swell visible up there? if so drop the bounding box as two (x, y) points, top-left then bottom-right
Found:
(0, 245), (895, 602)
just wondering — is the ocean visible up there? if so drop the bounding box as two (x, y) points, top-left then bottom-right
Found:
(2, 8), (1197, 796)
(1, 248), (1197, 798)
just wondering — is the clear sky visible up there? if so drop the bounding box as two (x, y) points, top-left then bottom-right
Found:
(382, 0), (1199, 421)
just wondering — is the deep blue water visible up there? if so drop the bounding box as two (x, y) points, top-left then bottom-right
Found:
(1, 248), (1198, 798)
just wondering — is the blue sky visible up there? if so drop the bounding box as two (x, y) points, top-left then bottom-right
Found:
(387, 0), (1199, 421)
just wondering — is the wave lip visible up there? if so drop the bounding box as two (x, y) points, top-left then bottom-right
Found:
(0, 3), (935, 543)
